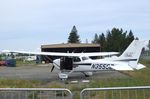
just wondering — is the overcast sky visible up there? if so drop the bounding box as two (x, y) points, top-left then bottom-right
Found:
(0, 0), (150, 51)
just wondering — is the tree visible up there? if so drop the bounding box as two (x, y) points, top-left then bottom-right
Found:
(99, 33), (105, 51)
(126, 30), (134, 43)
(91, 28), (135, 52)
(105, 30), (113, 51)
(105, 28), (125, 52)
(92, 33), (99, 44)
(68, 26), (80, 43)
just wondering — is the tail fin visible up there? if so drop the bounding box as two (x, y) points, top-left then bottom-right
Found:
(118, 40), (145, 69)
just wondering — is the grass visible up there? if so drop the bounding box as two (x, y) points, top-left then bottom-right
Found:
(16, 59), (36, 67)
(139, 58), (150, 65)
(0, 79), (43, 88)
(0, 79), (66, 88)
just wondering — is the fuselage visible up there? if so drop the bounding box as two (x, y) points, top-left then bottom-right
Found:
(73, 59), (133, 71)
(53, 56), (134, 72)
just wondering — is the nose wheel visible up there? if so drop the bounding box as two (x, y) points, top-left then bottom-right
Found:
(58, 70), (73, 81)
(58, 72), (68, 81)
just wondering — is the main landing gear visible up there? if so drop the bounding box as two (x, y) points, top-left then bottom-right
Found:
(82, 72), (93, 77)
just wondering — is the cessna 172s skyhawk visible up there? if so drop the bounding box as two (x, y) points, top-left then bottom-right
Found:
(3, 40), (146, 80)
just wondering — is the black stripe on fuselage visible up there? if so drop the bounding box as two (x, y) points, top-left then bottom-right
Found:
(73, 63), (92, 66)
(117, 59), (137, 61)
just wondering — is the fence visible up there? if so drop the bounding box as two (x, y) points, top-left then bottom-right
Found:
(0, 86), (150, 99)
(80, 86), (150, 99)
(0, 88), (72, 99)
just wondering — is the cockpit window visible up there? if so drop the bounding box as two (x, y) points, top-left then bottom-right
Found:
(82, 57), (89, 61)
(73, 57), (81, 62)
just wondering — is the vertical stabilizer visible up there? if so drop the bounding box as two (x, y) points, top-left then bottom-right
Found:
(119, 40), (145, 69)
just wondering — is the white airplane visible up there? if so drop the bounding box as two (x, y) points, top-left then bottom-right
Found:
(2, 40), (146, 80)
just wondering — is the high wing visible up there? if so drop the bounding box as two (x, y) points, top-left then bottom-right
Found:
(2, 50), (119, 57)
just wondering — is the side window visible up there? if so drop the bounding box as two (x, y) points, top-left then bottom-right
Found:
(73, 57), (81, 62)
(82, 57), (89, 61)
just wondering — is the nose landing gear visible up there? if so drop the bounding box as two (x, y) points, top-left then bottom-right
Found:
(58, 72), (68, 81)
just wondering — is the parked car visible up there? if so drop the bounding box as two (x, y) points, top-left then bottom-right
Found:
(0, 61), (7, 66)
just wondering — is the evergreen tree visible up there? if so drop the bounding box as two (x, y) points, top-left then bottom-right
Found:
(99, 33), (105, 51)
(92, 33), (99, 44)
(111, 28), (122, 51)
(91, 28), (135, 52)
(126, 30), (134, 43)
(68, 26), (80, 43)
(121, 31), (127, 52)
(105, 28), (133, 52)
(105, 30), (113, 51)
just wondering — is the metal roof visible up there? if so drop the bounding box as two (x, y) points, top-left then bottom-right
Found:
(41, 43), (100, 49)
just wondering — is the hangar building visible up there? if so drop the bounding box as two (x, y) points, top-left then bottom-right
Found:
(41, 43), (100, 62)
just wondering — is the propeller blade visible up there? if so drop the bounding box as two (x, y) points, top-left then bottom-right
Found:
(51, 65), (55, 72)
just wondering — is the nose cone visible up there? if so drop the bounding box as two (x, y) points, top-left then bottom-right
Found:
(53, 59), (60, 69)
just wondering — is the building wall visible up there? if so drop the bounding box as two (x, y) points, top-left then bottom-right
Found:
(42, 47), (100, 53)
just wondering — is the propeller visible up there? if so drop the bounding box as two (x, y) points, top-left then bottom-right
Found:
(51, 59), (61, 72)
(51, 65), (55, 72)
(44, 56), (58, 72)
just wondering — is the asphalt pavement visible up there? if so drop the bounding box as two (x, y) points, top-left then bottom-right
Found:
(0, 64), (128, 82)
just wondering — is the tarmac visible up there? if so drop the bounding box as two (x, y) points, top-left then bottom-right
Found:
(0, 64), (128, 82)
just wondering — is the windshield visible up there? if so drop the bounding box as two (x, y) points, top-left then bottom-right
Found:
(73, 57), (81, 62)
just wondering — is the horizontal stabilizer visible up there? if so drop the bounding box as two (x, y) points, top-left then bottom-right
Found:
(136, 63), (146, 70)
